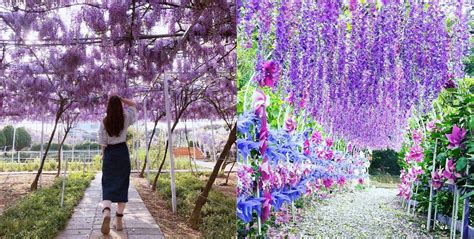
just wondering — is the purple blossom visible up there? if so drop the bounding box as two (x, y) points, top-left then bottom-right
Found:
(445, 124), (467, 149)
(285, 116), (297, 133)
(259, 61), (279, 88)
(441, 159), (462, 184)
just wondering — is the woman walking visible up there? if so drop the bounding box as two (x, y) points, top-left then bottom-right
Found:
(98, 95), (137, 234)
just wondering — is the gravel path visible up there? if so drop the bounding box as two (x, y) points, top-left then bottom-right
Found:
(284, 187), (433, 238)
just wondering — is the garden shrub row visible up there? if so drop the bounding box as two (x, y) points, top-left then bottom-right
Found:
(0, 172), (94, 238)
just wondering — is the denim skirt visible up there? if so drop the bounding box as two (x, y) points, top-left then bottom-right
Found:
(102, 142), (131, 202)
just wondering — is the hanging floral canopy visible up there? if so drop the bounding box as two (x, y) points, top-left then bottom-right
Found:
(239, 0), (470, 149)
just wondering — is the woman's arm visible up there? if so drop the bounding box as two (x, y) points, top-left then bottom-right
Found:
(120, 97), (136, 107)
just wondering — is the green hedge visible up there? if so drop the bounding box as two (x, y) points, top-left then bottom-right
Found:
(0, 172), (95, 238)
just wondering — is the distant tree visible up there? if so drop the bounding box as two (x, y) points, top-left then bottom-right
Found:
(2, 125), (14, 150)
(0, 131), (5, 148)
(369, 149), (401, 175)
(15, 127), (32, 150)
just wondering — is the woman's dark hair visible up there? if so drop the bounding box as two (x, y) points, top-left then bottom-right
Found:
(103, 95), (124, 137)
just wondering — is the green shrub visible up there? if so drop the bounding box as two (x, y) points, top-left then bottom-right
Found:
(0, 172), (94, 238)
(153, 173), (235, 238)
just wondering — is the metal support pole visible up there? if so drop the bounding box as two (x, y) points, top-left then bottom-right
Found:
(60, 146), (67, 207)
(427, 139), (438, 230)
(461, 164), (470, 239)
(11, 126), (16, 162)
(192, 121), (197, 160)
(134, 123), (139, 170)
(164, 74), (177, 213)
(144, 98), (151, 187)
(210, 120), (217, 162)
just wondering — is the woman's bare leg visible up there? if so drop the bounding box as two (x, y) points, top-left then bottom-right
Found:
(115, 202), (126, 230)
(117, 202), (126, 214)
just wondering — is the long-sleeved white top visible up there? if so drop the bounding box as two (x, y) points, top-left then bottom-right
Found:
(98, 107), (137, 146)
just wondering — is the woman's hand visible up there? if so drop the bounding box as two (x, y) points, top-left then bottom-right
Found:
(119, 97), (136, 107)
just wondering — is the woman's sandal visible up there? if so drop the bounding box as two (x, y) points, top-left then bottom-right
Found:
(114, 212), (124, 231)
(101, 207), (111, 234)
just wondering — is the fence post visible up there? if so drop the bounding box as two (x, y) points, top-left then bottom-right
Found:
(60, 146), (67, 207)
(164, 74), (177, 213)
(144, 97), (150, 187)
(461, 164), (470, 239)
(11, 126), (16, 162)
(427, 138), (438, 230)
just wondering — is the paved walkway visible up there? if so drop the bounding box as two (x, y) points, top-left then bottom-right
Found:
(278, 188), (432, 238)
(57, 173), (164, 239)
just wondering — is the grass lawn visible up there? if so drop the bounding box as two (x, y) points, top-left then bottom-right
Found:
(369, 174), (400, 188)
(0, 172), (94, 238)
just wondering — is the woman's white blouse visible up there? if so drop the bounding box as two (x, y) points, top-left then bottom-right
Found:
(98, 107), (137, 146)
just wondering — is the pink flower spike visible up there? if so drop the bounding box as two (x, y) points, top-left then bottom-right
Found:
(252, 89), (270, 118)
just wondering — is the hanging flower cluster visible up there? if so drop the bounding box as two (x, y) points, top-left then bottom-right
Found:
(239, 0), (469, 149)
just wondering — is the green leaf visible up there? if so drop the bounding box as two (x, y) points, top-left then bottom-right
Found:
(456, 157), (467, 171)
(436, 152), (447, 161)
(459, 190), (474, 200)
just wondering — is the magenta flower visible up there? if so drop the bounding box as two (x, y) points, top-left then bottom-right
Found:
(259, 117), (269, 156)
(406, 144), (423, 163)
(260, 191), (272, 223)
(324, 149), (334, 160)
(358, 178), (364, 185)
(445, 125), (467, 149)
(311, 131), (323, 144)
(259, 61), (279, 88)
(285, 92), (294, 104)
(259, 161), (271, 184)
(412, 130), (422, 144)
(285, 117), (297, 133)
(303, 138), (310, 156)
(325, 138), (333, 147)
(442, 159), (462, 184)
(347, 143), (353, 152)
(337, 176), (346, 187)
(426, 120), (439, 132)
(252, 89), (269, 118)
(323, 178), (333, 189)
(431, 169), (443, 189)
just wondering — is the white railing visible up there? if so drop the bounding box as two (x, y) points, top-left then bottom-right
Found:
(0, 150), (101, 163)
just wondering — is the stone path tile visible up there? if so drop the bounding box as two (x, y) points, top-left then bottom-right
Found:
(57, 173), (164, 239)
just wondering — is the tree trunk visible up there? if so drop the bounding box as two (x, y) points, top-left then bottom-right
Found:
(56, 128), (70, 177)
(184, 120), (197, 174)
(31, 103), (64, 191)
(139, 118), (159, 178)
(151, 139), (168, 191)
(188, 123), (236, 229)
(224, 161), (235, 185)
(151, 118), (181, 191)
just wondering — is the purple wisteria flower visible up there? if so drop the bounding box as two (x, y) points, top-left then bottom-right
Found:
(445, 125), (467, 149)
